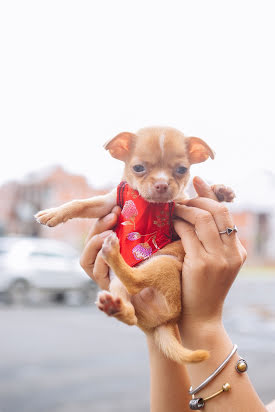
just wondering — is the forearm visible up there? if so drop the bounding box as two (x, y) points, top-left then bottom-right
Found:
(181, 319), (267, 412)
(147, 328), (191, 412)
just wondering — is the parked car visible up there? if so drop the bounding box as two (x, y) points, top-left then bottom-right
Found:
(0, 236), (97, 304)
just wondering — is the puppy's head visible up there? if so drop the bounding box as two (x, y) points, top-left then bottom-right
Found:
(104, 127), (214, 203)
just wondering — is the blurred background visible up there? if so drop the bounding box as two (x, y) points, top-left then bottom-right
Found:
(1, 1), (275, 411)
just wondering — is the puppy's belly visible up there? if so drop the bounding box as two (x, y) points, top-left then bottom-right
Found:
(109, 269), (116, 282)
(108, 241), (183, 330)
(131, 287), (180, 329)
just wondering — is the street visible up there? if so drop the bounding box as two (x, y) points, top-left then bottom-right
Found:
(1, 274), (275, 412)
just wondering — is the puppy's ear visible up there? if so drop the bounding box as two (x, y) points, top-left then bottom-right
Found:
(104, 132), (136, 161)
(186, 137), (215, 164)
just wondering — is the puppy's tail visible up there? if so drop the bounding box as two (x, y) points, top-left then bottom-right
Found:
(153, 322), (209, 364)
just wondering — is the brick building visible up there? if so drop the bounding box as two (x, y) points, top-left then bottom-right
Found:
(229, 209), (270, 261)
(0, 166), (109, 249)
(228, 170), (275, 263)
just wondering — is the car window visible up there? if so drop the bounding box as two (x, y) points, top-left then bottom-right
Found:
(31, 242), (78, 259)
(30, 251), (67, 259)
(0, 237), (78, 260)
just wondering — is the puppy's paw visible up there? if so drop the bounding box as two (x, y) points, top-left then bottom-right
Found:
(34, 208), (67, 227)
(96, 291), (122, 316)
(211, 184), (236, 203)
(96, 291), (137, 325)
(101, 232), (120, 262)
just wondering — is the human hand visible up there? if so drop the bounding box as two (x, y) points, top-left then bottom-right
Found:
(80, 206), (121, 290)
(174, 176), (247, 333)
(173, 179), (267, 412)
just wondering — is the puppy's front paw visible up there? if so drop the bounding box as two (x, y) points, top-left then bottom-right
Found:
(101, 232), (120, 263)
(211, 184), (236, 203)
(35, 207), (67, 227)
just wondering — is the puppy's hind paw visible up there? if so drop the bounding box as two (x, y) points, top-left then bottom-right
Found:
(101, 232), (120, 262)
(96, 291), (137, 325)
(211, 184), (236, 203)
(96, 291), (122, 316)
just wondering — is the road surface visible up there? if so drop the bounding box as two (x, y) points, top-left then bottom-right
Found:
(1, 275), (275, 412)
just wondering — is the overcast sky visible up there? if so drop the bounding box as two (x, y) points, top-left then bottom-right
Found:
(1, 1), (275, 206)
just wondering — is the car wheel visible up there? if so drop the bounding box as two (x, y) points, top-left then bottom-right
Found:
(8, 279), (30, 305)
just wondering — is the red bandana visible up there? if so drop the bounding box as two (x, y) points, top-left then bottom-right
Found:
(115, 182), (175, 267)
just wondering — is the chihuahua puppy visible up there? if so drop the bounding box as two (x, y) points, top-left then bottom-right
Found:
(35, 127), (235, 364)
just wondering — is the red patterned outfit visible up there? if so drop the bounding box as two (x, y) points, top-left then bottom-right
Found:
(115, 182), (175, 267)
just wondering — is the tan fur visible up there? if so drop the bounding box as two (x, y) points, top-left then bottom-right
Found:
(35, 126), (235, 364)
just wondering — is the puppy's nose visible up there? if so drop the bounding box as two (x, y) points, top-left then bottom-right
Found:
(155, 182), (168, 194)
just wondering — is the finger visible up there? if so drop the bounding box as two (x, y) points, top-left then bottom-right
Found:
(85, 212), (119, 244)
(236, 237), (247, 262)
(185, 197), (236, 245)
(80, 230), (112, 280)
(174, 204), (223, 252)
(193, 176), (219, 201)
(174, 219), (205, 257)
(93, 251), (110, 290)
(85, 215), (116, 245)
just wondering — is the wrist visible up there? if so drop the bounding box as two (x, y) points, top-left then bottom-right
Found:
(180, 316), (224, 348)
(146, 330), (191, 412)
(181, 321), (234, 393)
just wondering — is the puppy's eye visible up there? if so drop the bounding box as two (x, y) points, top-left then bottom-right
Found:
(176, 166), (187, 174)
(133, 165), (145, 173)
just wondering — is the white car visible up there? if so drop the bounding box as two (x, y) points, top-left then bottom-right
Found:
(0, 237), (97, 304)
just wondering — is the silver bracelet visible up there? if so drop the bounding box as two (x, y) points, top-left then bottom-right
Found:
(189, 344), (238, 396)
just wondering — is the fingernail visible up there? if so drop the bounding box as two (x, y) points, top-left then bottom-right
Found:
(194, 176), (205, 186)
(112, 205), (121, 214)
(99, 230), (112, 238)
(103, 213), (114, 223)
(175, 204), (188, 210)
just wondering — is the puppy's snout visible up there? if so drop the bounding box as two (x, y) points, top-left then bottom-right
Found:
(154, 181), (168, 194)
